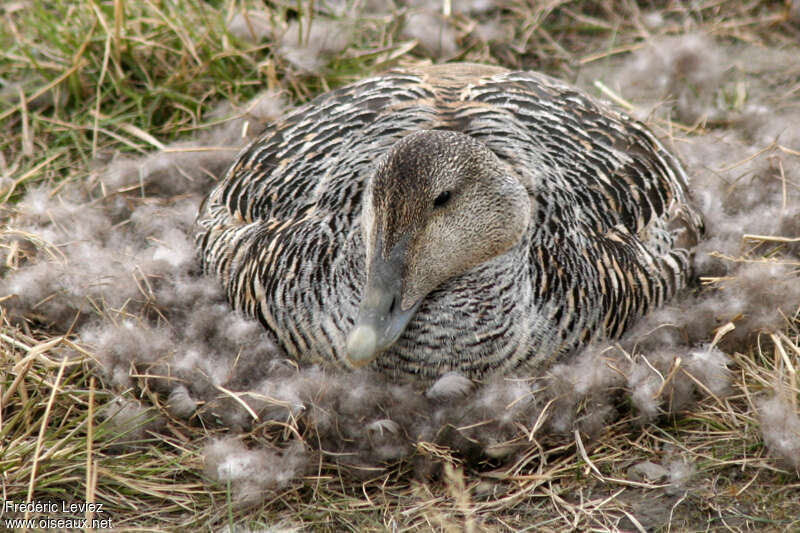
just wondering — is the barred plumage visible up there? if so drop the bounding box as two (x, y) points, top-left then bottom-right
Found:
(196, 63), (702, 381)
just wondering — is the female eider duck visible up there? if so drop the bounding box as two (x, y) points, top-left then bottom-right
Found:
(196, 63), (702, 381)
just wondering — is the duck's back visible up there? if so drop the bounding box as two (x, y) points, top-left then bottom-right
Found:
(197, 64), (702, 379)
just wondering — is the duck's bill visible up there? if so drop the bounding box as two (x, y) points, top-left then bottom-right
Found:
(346, 238), (422, 367)
(346, 295), (422, 367)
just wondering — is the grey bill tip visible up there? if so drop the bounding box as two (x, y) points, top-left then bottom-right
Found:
(346, 324), (379, 367)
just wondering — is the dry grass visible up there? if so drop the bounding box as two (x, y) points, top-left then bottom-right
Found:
(2, 0), (800, 531)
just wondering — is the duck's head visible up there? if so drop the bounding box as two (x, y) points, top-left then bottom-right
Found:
(346, 130), (531, 367)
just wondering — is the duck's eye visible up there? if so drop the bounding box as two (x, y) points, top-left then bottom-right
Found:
(433, 190), (451, 208)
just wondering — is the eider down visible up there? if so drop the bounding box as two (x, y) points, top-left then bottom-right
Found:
(196, 63), (703, 381)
